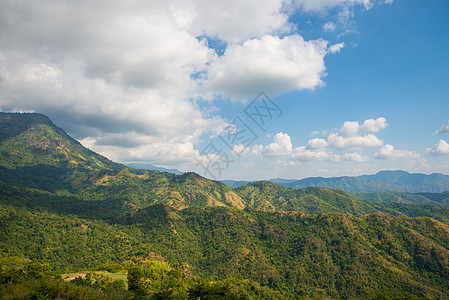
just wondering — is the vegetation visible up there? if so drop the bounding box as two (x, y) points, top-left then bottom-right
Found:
(1, 112), (449, 299)
(271, 170), (449, 193)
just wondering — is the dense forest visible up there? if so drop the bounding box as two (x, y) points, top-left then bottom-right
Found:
(1, 113), (449, 299)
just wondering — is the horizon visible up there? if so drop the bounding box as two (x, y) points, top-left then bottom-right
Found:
(1, 0), (448, 181)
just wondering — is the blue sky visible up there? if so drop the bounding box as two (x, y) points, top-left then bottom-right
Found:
(0, 0), (448, 180)
(194, 0), (449, 180)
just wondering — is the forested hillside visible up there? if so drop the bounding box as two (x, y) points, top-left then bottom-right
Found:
(1, 113), (449, 299)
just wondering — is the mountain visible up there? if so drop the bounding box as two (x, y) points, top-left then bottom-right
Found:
(1, 112), (448, 220)
(124, 162), (183, 175)
(279, 175), (398, 193)
(363, 170), (449, 193)
(417, 191), (449, 206)
(0, 113), (245, 213)
(236, 181), (379, 215)
(3, 112), (449, 298)
(274, 170), (449, 193)
(220, 179), (251, 188)
(0, 112), (123, 170)
(3, 203), (449, 299)
(355, 191), (442, 205)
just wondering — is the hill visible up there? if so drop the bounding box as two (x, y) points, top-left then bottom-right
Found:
(1, 112), (449, 221)
(2, 112), (449, 298)
(273, 170), (449, 193)
(236, 181), (378, 215)
(124, 162), (183, 175)
(2, 203), (449, 299)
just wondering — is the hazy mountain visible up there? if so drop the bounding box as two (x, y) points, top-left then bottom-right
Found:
(124, 162), (183, 175)
(355, 191), (443, 205)
(220, 179), (251, 188)
(273, 171), (449, 193)
(364, 170), (449, 193)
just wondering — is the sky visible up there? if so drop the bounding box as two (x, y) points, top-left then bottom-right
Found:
(0, 0), (448, 180)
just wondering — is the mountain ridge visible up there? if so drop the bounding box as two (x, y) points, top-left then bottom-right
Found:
(2, 112), (449, 298)
(222, 170), (449, 193)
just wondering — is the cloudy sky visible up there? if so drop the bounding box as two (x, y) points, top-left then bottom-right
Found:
(1, 0), (448, 180)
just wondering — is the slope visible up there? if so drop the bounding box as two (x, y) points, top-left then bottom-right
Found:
(236, 181), (378, 215)
(2, 202), (449, 299)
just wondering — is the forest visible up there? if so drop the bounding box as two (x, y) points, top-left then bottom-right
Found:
(1, 113), (449, 299)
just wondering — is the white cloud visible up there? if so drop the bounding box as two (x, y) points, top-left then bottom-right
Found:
(338, 117), (387, 137)
(328, 133), (383, 149)
(294, 0), (373, 12)
(292, 146), (336, 161)
(426, 140), (449, 156)
(359, 117), (388, 133)
(328, 43), (345, 54)
(205, 34), (331, 99)
(175, 0), (291, 43)
(0, 0), (347, 167)
(433, 121), (449, 135)
(250, 145), (265, 157)
(323, 21), (337, 31)
(306, 138), (328, 149)
(341, 152), (369, 162)
(374, 144), (419, 160)
(326, 117), (386, 149)
(0, 0), (393, 170)
(232, 144), (250, 157)
(263, 132), (293, 156)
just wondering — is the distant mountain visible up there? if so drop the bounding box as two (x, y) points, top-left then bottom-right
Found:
(220, 179), (251, 188)
(124, 162), (183, 175)
(280, 176), (398, 193)
(275, 170), (449, 193)
(363, 170), (449, 193)
(417, 191), (449, 206)
(354, 191), (442, 205)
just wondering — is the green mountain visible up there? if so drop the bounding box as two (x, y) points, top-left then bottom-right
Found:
(271, 170), (449, 193)
(2, 112), (449, 298)
(236, 181), (379, 215)
(0, 112), (123, 170)
(2, 203), (449, 299)
(355, 191), (442, 205)
(366, 170), (449, 193)
(417, 191), (449, 206)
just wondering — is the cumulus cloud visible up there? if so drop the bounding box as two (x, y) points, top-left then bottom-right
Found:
(327, 117), (386, 149)
(0, 0), (392, 168)
(328, 133), (383, 149)
(0, 0), (345, 167)
(433, 121), (449, 135)
(426, 140), (449, 156)
(292, 146), (336, 161)
(341, 152), (369, 162)
(205, 35), (338, 99)
(306, 138), (328, 149)
(374, 144), (419, 160)
(261, 118), (387, 162)
(263, 132), (293, 156)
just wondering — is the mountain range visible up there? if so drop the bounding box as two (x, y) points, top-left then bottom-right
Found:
(223, 170), (449, 193)
(2, 112), (449, 299)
